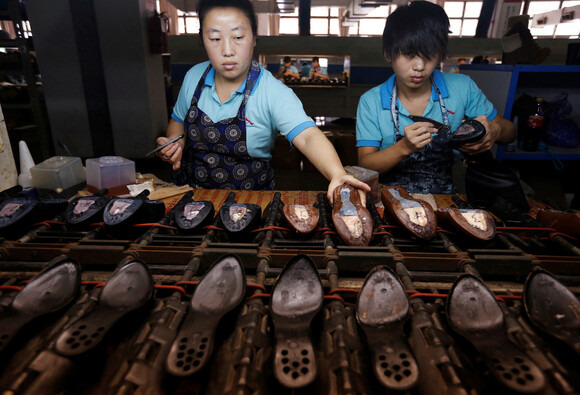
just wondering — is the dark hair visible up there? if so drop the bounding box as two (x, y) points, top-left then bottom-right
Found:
(382, 1), (449, 62)
(283, 56), (292, 63)
(197, 0), (258, 40)
(312, 56), (319, 63)
(472, 55), (489, 64)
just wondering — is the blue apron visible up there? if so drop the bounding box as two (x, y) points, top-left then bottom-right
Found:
(174, 60), (275, 190)
(380, 79), (454, 194)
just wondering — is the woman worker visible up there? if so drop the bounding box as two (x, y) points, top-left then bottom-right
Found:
(156, 0), (368, 202)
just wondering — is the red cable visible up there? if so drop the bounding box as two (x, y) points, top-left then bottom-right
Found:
(154, 284), (187, 296)
(247, 283), (267, 293)
(0, 285), (21, 291)
(314, 227), (333, 232)
(328, 288), (359, 295)
(549, 232), (579, 242)
(324, 294), (345, 303)
(409, 292), (448, 300)
(175, 280), (199, 286)
(81, 281), (106, 288)
(496, 226), (557, 232)
(201, 225), (225, 231)
(251, 226), (290, 233)
(133, 223), (177, 230)
(372, 231), (393, 236)
(377, 224), (400, 230)
(436, 227), (455, 235)
(248, 293), (271, 300)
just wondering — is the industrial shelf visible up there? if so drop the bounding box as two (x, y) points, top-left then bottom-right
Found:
(0, 0), (52, 161)
(461, 64), (580, 162)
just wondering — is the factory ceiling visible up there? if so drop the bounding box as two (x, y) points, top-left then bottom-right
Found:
(166, 0), (391, 15)
(167, 0), (405, 24)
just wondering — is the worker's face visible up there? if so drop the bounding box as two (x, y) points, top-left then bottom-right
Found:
(202, 7), (256, 86)
(390, 54), (439, 91)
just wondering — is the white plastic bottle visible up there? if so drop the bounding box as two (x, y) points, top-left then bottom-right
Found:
(17, 140), (35, 187)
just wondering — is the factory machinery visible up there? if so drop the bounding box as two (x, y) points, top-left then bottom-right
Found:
(0, 187), (578, 395)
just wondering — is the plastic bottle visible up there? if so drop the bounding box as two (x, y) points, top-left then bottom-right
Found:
(17, 140), (35, 187)
(523, 97), (545, 152)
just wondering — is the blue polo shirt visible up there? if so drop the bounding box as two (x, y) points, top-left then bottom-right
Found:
(356, 69), (497, 150)
(172, 61), (315, 160)
(312, 66), (328, 77)
(282, 65), (299, 74)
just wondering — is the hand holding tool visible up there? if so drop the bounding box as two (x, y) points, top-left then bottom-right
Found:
(408, 115), (450, 133)
(146, 134), (184, 157)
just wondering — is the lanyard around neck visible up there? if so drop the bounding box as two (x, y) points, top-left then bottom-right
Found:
(390, 78), (450, 135)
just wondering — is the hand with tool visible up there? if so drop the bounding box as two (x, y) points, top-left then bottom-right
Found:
(401, 117), (441, 154)
(154, 132), (184, 171)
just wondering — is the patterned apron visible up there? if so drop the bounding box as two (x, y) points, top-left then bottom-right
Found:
(380, 79), (454, 194)
(174, 60), (275, 190)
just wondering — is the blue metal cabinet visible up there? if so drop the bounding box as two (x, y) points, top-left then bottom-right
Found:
(461, 64), (580, 161)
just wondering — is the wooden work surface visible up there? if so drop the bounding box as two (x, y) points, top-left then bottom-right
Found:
(159, 188), (461, 215)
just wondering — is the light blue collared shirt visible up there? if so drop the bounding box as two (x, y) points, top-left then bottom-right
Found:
(356, 69), (497, 150)
(172, 61), (315, 160)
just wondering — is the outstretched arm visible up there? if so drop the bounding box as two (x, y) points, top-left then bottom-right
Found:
(292, 127), (370, 204)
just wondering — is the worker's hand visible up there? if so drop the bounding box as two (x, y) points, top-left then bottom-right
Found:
(156, 136), (183, 171)
(457, 115), (499, 154)
(327, 175), (371, 207)
(401, 122), (437, 154)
